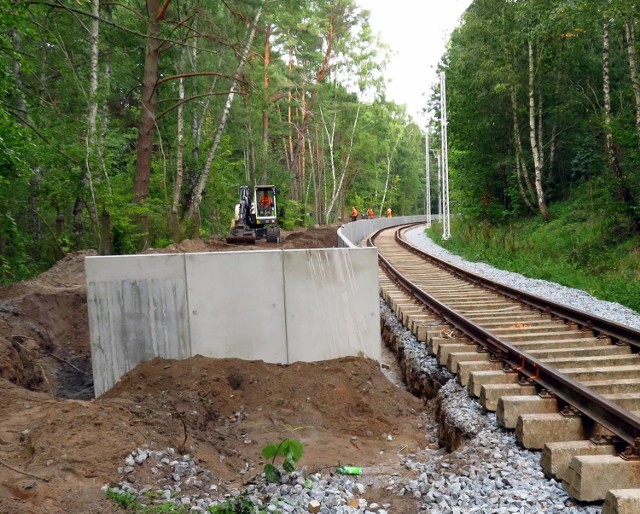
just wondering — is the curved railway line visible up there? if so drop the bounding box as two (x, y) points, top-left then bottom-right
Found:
(371, 224), (640, 511)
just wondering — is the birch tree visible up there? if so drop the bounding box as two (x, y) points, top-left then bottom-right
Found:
(184, 1), (265, 220)
(527, 40), (551, 220)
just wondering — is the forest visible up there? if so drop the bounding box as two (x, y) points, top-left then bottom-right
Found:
(2, 0), (640, 289)
(1, 0), (428, 283)
(438, 0), (640, 310)
(444, 0), (640, 225)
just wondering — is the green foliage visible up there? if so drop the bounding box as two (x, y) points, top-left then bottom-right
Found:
(106, 488), (142, 510)
(428, 180), (640, 311)
(279, 199), (314, 229)
(261, 438), (303, 483)
(106, 487), (190, 513)
(207, 495), (254, 514)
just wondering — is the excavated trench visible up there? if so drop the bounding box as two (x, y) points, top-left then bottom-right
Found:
(379, 299), (485, 452)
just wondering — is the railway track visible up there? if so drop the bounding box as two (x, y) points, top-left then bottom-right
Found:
(372, 224), (640, 511)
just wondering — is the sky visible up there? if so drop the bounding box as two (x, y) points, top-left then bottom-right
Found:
(358, 0), (473, 124)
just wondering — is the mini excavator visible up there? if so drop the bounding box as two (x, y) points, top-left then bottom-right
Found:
(226, 185), (282, 244)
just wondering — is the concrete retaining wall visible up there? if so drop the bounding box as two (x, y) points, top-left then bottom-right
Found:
(337, 215), (429, 248)
(86, 247), (380, 397)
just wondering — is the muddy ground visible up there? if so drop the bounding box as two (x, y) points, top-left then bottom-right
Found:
(0, 226), (432, 513)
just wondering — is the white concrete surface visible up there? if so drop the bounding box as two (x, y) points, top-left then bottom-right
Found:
(86, 247), (381, 397)
(337, 215), (429, 247)
(284, 248), (380, 362)
(86, 254), (190, 397)
(186, 250), (288, 363)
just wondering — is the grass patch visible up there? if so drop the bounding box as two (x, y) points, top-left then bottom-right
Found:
(428, 183), (640, 312)
(106, 487), (264, 513)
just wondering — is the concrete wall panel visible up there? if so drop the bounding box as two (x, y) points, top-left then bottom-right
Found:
(86, 254), (190, 397)
(284, 248), (381, 363)
(337, 215), (429, 248)
(185, 251), (288, 363)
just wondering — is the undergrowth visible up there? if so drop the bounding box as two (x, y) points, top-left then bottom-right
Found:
(428, 183), (640, 312)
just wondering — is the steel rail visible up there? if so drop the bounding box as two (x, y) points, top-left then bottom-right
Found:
(394, 228), (640, 350)
(371, 227), (640, 449)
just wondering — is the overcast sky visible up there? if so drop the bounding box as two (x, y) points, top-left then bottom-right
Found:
(358, 0), (472, 124)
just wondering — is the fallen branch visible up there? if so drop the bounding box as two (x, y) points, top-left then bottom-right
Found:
(0, 458), (49, 482)
(47, 352), (82, 373)
(38, 363), (54, 396)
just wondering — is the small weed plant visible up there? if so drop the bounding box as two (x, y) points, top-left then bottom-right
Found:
(207, 494), (254, 513)
(261, 438), (303, 482)
(106, 487), (188, 512)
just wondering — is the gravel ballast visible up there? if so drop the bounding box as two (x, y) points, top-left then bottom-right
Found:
(105, 227), (635, 513)
(404, 227), (640, 331)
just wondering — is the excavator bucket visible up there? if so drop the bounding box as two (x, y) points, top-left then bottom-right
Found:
(225, 223), (256, 244)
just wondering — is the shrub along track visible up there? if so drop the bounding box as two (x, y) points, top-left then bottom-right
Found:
(373, 224), (640, 511)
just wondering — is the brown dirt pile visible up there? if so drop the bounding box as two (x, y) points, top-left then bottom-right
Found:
(0, 225), (430, 513)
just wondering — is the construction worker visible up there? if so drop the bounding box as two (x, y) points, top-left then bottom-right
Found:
(351, 206), (358, 222)
(367, 207), (374, 219)
(259, 191), (273, 209)
(386, 207), (392, 217)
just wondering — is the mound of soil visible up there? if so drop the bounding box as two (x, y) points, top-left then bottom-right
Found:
(0, 225), (429, 513)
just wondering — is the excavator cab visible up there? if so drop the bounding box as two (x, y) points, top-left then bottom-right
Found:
(226, 185), (281, 244)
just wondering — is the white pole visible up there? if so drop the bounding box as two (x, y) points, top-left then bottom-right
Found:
(425, 129), (432, 228)
(437, 151), (442, 219)
(440, 71), (451, 240)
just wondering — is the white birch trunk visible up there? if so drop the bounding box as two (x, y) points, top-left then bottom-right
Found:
(323, 103), (361, 222)
(511, 87), (535, 212)
(85, 0), (100, 218)
(527, 40), (551, 220)
(185, 2), (264, 220)
(603, 18), (633, 203)
(379, 129), (403, 216)
(624, 18), (640, 137)
(173, 53), (185, 214)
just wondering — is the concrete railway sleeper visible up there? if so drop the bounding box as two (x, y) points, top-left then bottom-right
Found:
(373, 225), (640, 513)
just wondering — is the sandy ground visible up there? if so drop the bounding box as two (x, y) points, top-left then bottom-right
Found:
(0, 226), (430, 513)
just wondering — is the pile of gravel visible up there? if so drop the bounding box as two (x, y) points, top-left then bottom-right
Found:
(399, 412), (601, 514)
(404, 227), (640, 331)
(106, 447), (393, 513)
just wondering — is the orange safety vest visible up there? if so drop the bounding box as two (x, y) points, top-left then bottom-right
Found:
(367, 208), (374, 218)
(260, 195), (272, 208)
(351, 207), (358, 217)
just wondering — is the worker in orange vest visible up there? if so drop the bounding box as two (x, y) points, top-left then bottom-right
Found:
(386, 207), (392, 217)
(351, 206), (358, 222)
(367, 207), (374, 219)
(259, 191), (273, 209)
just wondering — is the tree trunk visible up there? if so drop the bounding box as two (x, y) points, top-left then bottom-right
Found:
(75, 0), (100, 248)
(99, 62), (111, 186)
(261, 24), (271, 183)
(134, 0), (164, 203)
(171, 50), (185, 241)
(321, 101), (362, 222)
(624, 18), (640, 139)
(527, 40), (551, 221)
(510, 87), (535, 212)
(603, 18), (634, 204)
(379, 129), (403, 217)
(290, 10), (335, 203)
(185, 1), (264, 220)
